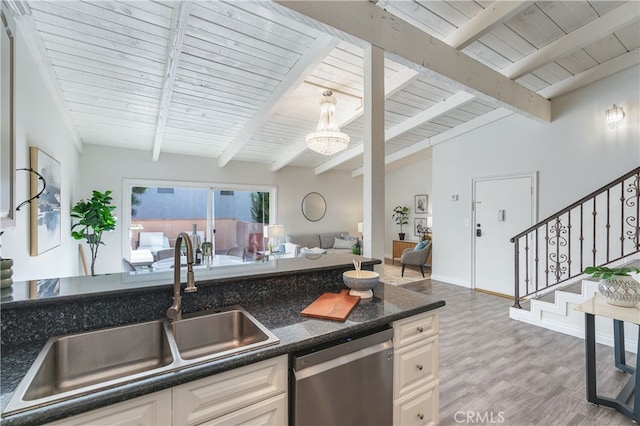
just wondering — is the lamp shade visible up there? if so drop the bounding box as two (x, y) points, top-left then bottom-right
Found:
(267, 225), (285, 238)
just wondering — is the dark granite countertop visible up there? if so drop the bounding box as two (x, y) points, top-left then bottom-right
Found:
(1, 254), (376, 306)
(0, 256), (445, 426)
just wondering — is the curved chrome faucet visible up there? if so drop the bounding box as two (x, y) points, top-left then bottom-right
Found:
(166, 232), (197, 322)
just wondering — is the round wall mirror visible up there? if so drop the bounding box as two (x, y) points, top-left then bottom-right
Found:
(301, 192), (326, 222)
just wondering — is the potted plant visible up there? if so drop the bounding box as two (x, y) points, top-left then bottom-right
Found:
(584, 266), (640, 307)
(71, 190), (117, 276)
(0, 231), (12, 289)
(392, 205), (410, 240)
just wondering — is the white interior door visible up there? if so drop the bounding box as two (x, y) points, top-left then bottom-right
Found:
(473, 174), (535, 296)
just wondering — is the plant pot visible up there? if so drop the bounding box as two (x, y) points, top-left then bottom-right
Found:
(398, 233), (405, 241)
(598, 275), (640, 307)
(0, 258), (13, 289)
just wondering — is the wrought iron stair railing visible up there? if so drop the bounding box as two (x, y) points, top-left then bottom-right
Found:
(511, 167), (640, 309)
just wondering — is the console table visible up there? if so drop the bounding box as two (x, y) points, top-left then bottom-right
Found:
(575, 295), (640, 423)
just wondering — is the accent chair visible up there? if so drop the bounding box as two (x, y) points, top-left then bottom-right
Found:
(400, 241), (432, 278)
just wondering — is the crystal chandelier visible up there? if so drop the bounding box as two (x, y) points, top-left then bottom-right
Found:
(306, 90), (350, 155)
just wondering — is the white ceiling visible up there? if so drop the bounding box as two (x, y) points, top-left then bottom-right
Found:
(4, 0), (639, 175)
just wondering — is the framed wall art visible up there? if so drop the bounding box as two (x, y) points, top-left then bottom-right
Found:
(30, 147), (61, 256)
(1, 10), (15, 228)
(414, 194), (428, 214)
(415, 217), (428, 237)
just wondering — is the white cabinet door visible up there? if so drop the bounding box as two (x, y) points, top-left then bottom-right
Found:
(198, 394), (287, 426)
(173, 356), (287, 426)
(393, 311), (440, 426)
(393, 311), (438, 346)
(393, 382), (439, 426)
(48, 389), (172, 426)
(393, 335), (438, 400)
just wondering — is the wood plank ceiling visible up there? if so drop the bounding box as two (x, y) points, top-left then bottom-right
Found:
(5, 0), (639, 175)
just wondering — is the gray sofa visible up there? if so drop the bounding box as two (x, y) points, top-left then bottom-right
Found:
(285, 232), (357, 257)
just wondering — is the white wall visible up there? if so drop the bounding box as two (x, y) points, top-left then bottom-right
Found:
(1, 23), (81, 282)
(77, 145), (363, 275)
(432, 65), (640, 287)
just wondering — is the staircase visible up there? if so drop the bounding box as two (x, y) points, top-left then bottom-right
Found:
(509, 167), (640, 353)
(509, 257), (640, 353)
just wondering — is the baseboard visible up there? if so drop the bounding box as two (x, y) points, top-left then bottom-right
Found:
(429, 273), (470, 288)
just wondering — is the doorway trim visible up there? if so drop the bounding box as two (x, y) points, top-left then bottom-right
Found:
(470, 171), (538, 290)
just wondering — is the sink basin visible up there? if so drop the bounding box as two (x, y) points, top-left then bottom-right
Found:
(5, 320), (176, 414)
(4, 307), (279, 415)
(172, 307), (280, 360)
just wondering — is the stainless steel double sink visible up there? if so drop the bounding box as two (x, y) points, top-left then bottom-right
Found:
(4, 306), (279, 415)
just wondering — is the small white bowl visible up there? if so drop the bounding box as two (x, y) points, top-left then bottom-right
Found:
(343, 270), (380, 298)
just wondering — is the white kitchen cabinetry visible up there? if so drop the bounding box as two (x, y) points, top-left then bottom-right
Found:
(393, 311), (440, 426)
(47, 356), (287, 426)
(173, 355), (287, 425)
(48, 388), (172, 426)
(196, 394), (287, 426)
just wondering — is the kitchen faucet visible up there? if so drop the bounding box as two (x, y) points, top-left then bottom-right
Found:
(166, 232), (197, 322)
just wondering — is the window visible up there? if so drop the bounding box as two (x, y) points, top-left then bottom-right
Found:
(123, 179), (274, 270)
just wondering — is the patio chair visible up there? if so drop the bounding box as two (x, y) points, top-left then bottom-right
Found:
(156, 248), (175, 261)
(226, 246), (246, 261)
(122, 258), (136, 272)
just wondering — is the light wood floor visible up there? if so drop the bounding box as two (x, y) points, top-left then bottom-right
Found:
(400, 278), (636, 426)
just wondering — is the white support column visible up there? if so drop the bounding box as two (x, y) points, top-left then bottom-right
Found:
(362, 44), (385, 271)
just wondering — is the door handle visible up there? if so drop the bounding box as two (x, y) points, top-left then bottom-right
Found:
(476, 224), (482, 237)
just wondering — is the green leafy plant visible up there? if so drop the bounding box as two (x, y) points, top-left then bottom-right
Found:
(392, 205), (410, 233)
(584, 266), (640, 280)
(250, 192), (269, 224)
(131, 186), (147, 217)
(71, 190), (117, 276)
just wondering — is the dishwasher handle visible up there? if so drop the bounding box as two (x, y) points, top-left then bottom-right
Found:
(293, 328), (393, 370)
(294, 338), (393, 381)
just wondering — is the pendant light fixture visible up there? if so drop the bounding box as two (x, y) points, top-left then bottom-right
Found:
(306, 90), (350, 155)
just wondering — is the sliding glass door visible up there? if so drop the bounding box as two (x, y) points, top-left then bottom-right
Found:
(123, 179), (273, 270)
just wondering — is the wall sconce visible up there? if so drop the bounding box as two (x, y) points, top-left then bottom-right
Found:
(605, 104), (625, 129)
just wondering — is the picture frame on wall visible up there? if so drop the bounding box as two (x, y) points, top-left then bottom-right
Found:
(414, 194), (428, 214)
(30, 147), (61, 256)
(1, 10), (16, 228)
(415, 218), (428, 237)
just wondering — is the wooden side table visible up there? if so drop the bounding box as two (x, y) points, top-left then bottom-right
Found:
(392, 240), (417, 265)
(575, 294), (640, 423)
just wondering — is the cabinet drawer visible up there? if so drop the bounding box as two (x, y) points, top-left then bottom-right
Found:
(198, 393), (287, 426)
(394, 335), (438, 400)
(393, 382), (439, 426)
(393, 311), (438, 347)
(173, 355), (287, 426)
(48, 389), (172, 426)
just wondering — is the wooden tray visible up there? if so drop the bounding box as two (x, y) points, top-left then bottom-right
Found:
(300, 289), (360, 322)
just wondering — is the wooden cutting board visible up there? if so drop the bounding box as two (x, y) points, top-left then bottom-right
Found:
(301, 290), (360, 321)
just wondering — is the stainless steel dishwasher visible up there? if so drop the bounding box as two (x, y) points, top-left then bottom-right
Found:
(291, 327), (394, 426)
